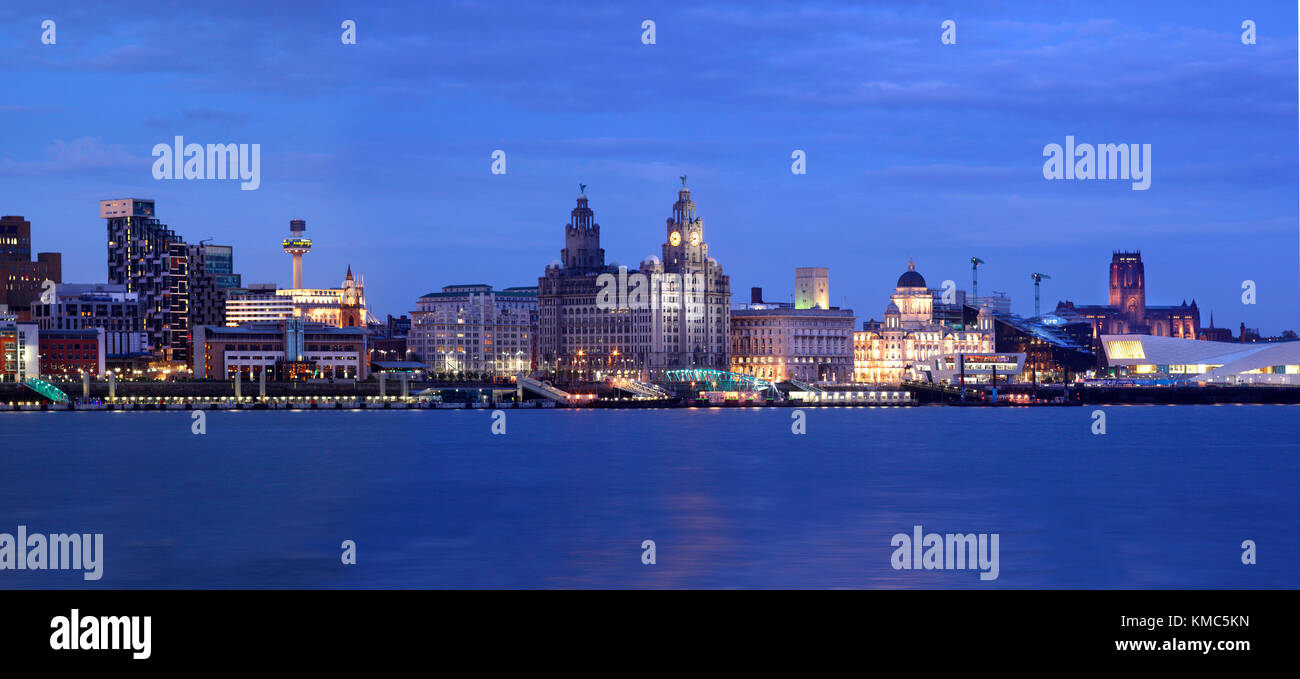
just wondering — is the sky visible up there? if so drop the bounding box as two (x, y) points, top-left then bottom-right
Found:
(0, 0), (1296, 333)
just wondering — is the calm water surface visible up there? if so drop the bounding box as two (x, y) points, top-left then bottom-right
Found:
(1, 405), (1296, 588)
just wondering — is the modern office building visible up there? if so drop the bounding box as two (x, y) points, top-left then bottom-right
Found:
(994, 314), (1096, 382)
(408, 284), (537, 376)
(0, 215), (62, 315)
(853, 260), (995, 383)
(199, 243), (241, 291)
(31, 283), (149, 356)
(1100, 334), (1300, 385)
(192, 319), (369, 380)
(731, 278), (855, 384)
(1054, 251), (1200, 339)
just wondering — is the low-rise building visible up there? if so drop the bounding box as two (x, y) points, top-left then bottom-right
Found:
(224, 267), (367, 328)
(731, 282), (855, 384)
(1101, 334), (1300, 385)
(31, 283), (149, 357)
(37, 328), (105, 377)
(192, 319), (369, 380)
(0, 317), (39, 382)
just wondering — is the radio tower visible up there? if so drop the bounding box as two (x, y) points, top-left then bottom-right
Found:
(282, 219), (312, 289)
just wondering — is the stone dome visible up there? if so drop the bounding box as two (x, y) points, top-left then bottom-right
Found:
(896, 258), (926, 288)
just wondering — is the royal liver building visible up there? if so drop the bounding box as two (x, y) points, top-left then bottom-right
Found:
(639, 181), (731, 374)
(538, 182), (731, 381)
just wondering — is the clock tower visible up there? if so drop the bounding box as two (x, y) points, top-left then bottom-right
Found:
(644, 179), (731, 374)
(662, 178), (707, 267)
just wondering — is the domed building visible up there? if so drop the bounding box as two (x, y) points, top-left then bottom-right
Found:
(853, 259), (994, 384)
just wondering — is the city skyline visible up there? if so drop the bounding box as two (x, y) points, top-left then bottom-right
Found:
(0, 1), (1295, 332)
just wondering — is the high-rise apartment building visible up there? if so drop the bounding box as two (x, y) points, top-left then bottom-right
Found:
(104, 199), (183, 357)
(103, 198), (226, 362)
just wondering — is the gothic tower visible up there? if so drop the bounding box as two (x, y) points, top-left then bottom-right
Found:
(340, 265), (363, 328)
(1108, 251), (1146, 329)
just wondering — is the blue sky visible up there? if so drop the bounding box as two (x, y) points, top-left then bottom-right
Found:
(1, 1), (1296, 332)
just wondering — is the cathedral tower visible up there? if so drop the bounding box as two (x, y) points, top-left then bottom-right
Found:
(1108, 251), (1146, 328)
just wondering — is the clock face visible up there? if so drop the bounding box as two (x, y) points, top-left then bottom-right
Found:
(670, 231), (681, 246)
(689, 230), (701, 246)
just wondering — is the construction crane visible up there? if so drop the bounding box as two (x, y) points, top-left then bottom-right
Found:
(970, 257), (985, 306)
(1031, 273), (1051, 318)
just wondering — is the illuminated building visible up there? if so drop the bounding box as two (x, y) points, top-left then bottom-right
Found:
(31, 283), (149, 356)
(731, 278), (855, 384)
(192, 319), (369, 380)
(201, 243), (241, 291)
(640, 182), (731, 374)
(853, 259), (994, 384)
(224, 267), (368, 328)
(994, 314), (1095, 382)
(0, 215), (61, 317)
(538, 183), (731, 381)
(795, 267), (829, 310)
(1101, 334), (1300, 385)
(1055, 251), (1200, 339)
(538, 191), (643, 380)
(38, 328), (105, 377)
(408, 284), (537, 376)
(0, 318), (39, 382)
(103, 199), (225, 361)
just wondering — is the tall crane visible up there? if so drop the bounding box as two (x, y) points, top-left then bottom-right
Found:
(1031, 273), (1051, 318)
(970, 257), (985, 306)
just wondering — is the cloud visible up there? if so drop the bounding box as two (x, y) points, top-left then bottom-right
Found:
(0, 137), (142, 177)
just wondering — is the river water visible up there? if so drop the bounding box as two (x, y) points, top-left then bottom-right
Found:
(1, 405), (1295, 588)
